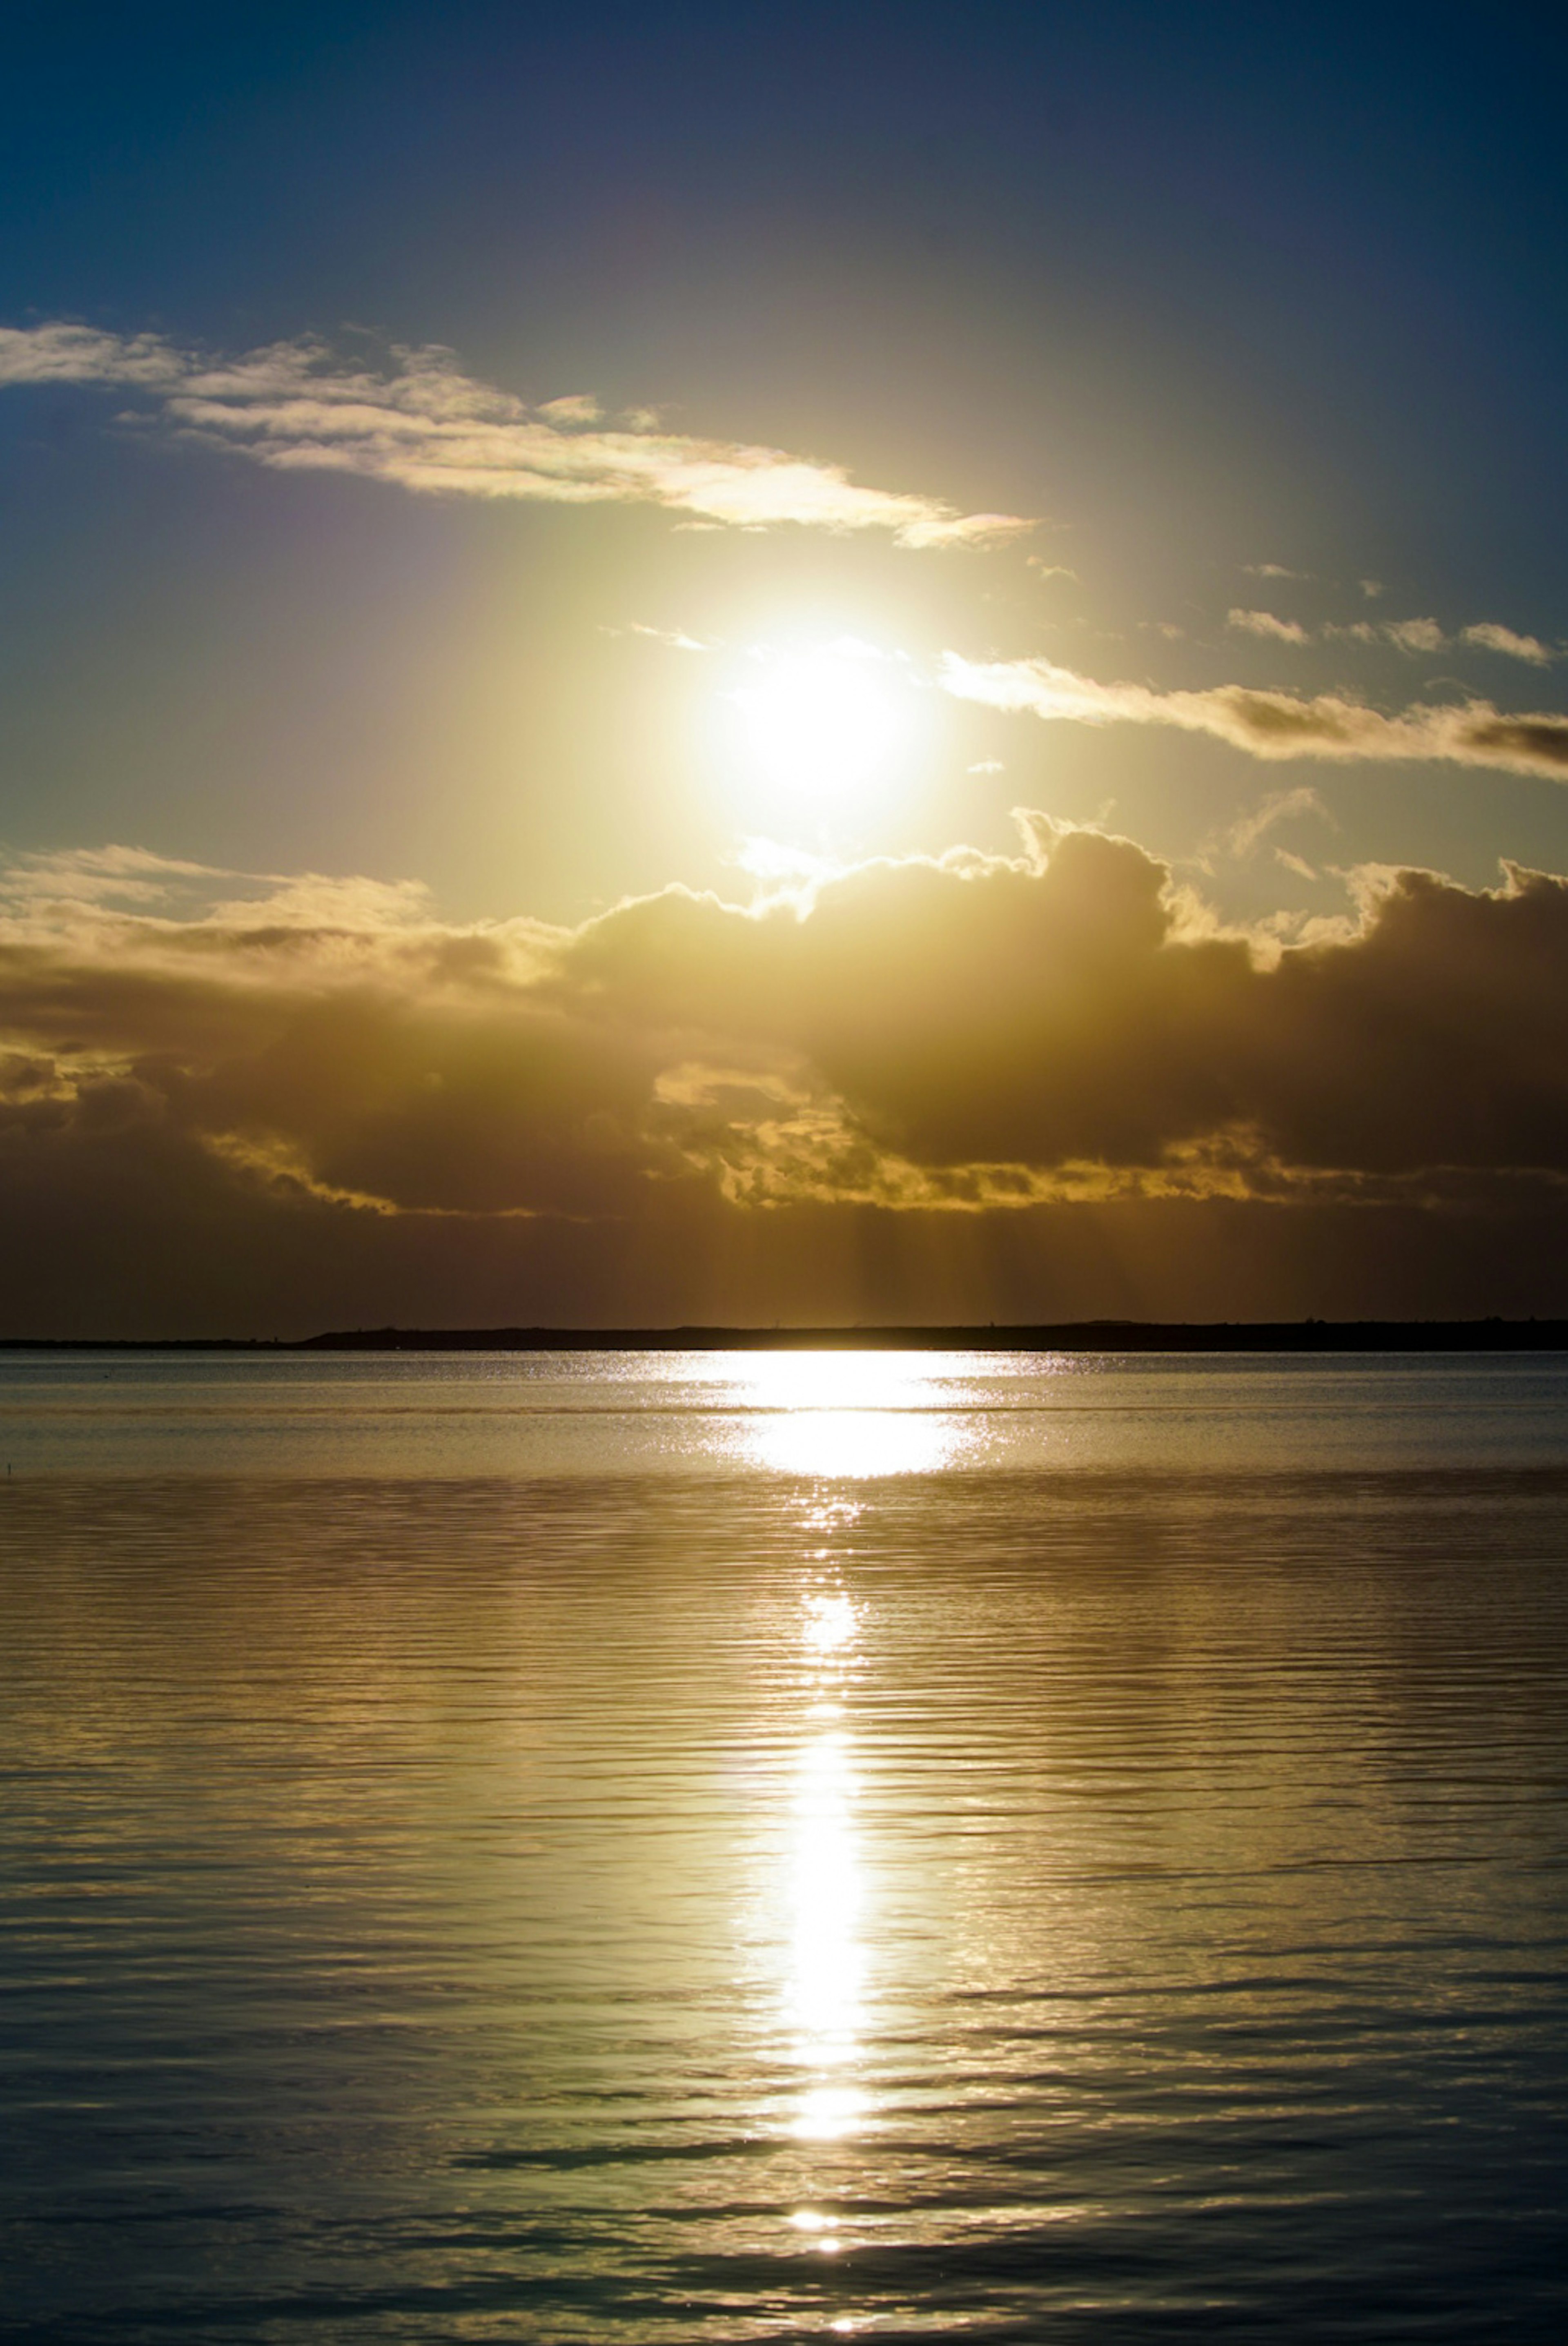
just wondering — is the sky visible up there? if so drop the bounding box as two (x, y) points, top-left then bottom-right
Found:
(3, 0), (1568, 1333)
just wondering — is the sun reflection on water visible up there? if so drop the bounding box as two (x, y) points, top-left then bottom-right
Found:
(784, 1573), (870, 2150)
(753, 1406), (960, 1477)
(715, 1350), (979, 1477)
(788, 1727), (864, 2123)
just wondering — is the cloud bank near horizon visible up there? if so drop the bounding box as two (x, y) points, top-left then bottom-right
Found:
(7, 828), (1567, 1330)
(0, 321), (1031, 548)
(5, 827), (1567, 1200)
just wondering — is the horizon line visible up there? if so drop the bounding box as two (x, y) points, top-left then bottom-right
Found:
(0, 1317), (1564, 1354)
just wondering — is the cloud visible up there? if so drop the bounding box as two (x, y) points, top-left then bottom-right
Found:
(1225, 588), (1552, 674)
(1461, 621), (1556, 666)
(612, 621), (715, 652)
(562, 829), (1568, 1190)
(1228, 608), (1310, 644)
(6, 824), (1568, 1202)
(4, 830), (1568, 1328)
(1323, 616), (1558, 665)
(536, 393), (603, 426)
(1224, 786), (1334, 860)
(1243, 563), (1308, 581)
(1384, 617), (1446, 655)
(939, 651), (1568, 780)
(0, 321), (1032, 549)
(0, 322), (185, 388)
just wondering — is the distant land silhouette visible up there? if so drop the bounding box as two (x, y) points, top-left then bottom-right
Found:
(3, 1321), (1566, 1352)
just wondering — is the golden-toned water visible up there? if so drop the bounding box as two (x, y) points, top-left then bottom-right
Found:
(3, 1351), (1567, 2339)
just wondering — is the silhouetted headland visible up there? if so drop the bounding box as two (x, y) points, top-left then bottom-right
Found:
(3, 1320), (1566, 1352)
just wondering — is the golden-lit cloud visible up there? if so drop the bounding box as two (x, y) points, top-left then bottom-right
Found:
(5, 829), (1568, 1329)
(1227, 608), (1310, 644)
(6, 826), (1568, 1219)
(1236, 612), (1557, 665)
(0, 322), (1031, 548)
(1461, 621), (1556, 666)
(1383, 616), (1446, 656)
(1219, 786), (1334, 861)
(940, 653), (1568, 778)
(0, 323), (185, 388)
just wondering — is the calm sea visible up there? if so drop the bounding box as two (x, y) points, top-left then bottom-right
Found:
(3, 1349), (1567, 2342)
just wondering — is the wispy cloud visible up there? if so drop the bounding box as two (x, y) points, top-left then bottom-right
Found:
(1461, 621), (1555, 666)
(1228, 608), (1310, 644)
(1335, 615), (1555, 664)
(1225, 786), (1334, 859)
(0, 321), (1032, 549)
(1384, 616), (1446, 655)
(940, 652), (1568, 780)
(607, 621), (716, 652)
(0, 323), (185, 388)
(1233, 607), (1557, 666)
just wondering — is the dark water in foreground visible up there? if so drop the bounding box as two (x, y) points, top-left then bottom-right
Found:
(3, 1351), (1568, 2341)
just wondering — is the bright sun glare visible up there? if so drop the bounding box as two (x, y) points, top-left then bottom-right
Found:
(728, 639), (915, 814)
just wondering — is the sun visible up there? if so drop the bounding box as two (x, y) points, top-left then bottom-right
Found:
(726, 638), (917, 815)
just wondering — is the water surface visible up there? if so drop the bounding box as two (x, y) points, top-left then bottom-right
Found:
(3, 1350), (1567, 2339)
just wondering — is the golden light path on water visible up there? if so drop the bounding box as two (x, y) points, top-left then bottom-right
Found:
(693, 1351), (987, 2288)
(710, 1348), (976, 1479)
(777, 1547), (868, 2290)
(788, 1593), (865, 2157)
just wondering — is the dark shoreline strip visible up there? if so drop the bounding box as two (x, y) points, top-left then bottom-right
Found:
(1, 1321), (1565, 1354)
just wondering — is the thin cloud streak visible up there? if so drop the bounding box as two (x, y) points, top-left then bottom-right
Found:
(1223, 787), (1334, 860)
(940, 653), (1568, 780)
(1228, 608), (1310, 644)
(0, 321), (1031, 548)
(1234, 608), (1557, 665)
(1462, 621), (1556, 666)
